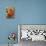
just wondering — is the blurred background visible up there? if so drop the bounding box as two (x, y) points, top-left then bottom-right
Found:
(0, 0), (46, 45)
(0, 0), (18, 44)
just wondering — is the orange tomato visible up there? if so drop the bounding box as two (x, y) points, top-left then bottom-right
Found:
(6, 7), (15, 17)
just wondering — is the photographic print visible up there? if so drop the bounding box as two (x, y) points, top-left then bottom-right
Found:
(18, 24), (46, 46)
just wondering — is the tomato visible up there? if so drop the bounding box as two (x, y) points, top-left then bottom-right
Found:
(6, 7), (15, 17)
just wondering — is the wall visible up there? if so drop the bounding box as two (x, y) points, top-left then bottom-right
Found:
(16, 0), (46, 24)
(0, 0), (18, 44)
(0, 0), (46, 44)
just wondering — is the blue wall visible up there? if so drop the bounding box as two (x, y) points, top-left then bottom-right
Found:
(0, 0), (46, 44)
(16, 0), (46, 24)
(0, 0), (18, 44)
